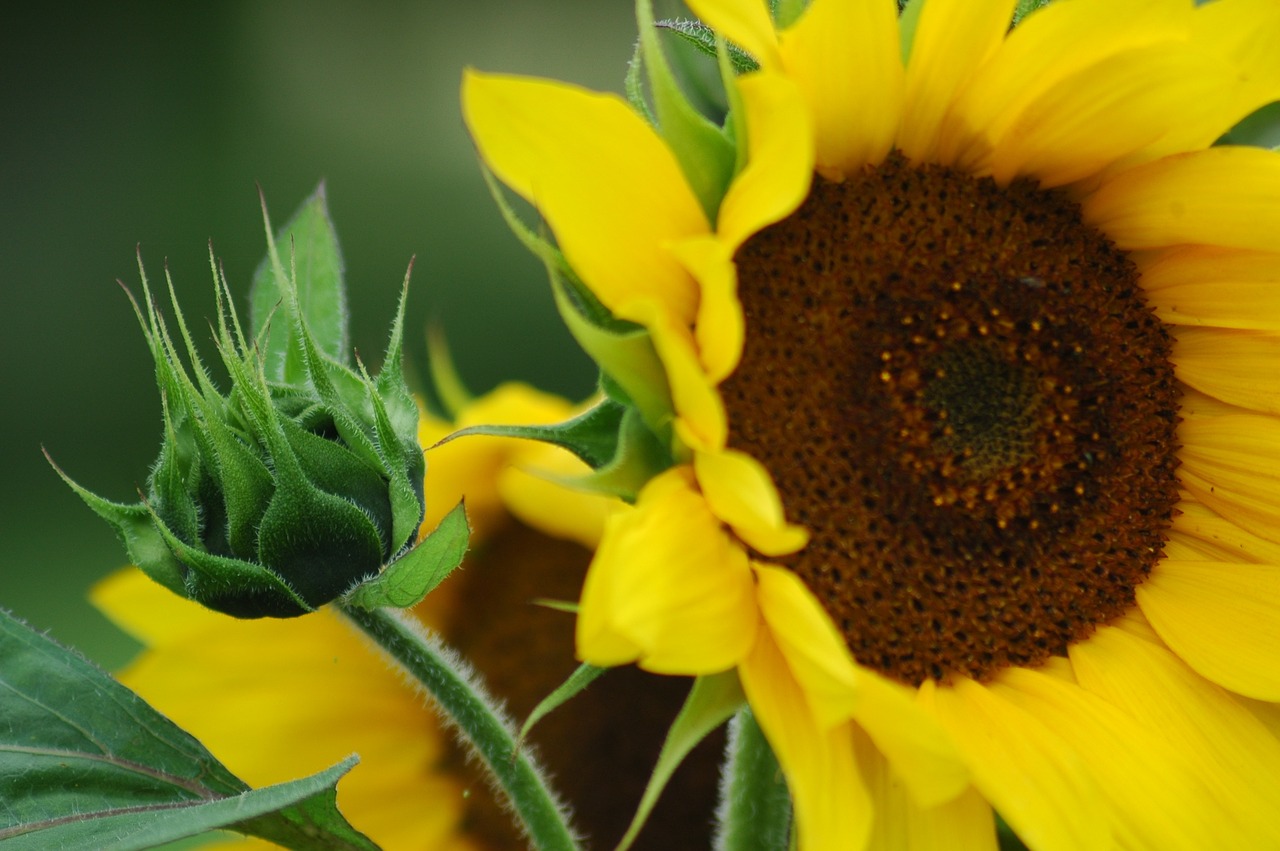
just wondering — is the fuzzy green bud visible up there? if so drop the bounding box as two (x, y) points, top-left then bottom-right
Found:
(51, 191), (457, 617)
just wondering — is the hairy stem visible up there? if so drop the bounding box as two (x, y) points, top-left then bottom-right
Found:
(714, 707), (792, 851)
(338, 603), (579, 851)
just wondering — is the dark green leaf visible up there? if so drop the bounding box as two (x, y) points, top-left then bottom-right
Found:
(0, 608), (376, 850)
(251, 184), (350, 381)
(343, 501), (470, 610)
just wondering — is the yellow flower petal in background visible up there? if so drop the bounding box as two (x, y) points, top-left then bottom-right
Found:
(93, 570), (470, 851)
(497, 455), (610, 550)
(778, 0), (903, 178)
(576, 467), (757, 674)
(1137, 560), (1280, 701)
(461, 71), (707, 325)
(419, 382), (578, 536)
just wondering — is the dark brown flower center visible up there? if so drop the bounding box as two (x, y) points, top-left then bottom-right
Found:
(720, 154), (1181, 685)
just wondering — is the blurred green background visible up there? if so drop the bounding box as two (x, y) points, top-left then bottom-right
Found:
(1, 0), (652, 667)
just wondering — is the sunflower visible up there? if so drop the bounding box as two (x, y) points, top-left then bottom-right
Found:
(93, 384), (719, 850)
(462, 0), (1280, 847)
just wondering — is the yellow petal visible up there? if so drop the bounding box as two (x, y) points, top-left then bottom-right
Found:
(696, 450), (809, 556)
(497, 448), (613, 549)
(854, 732), (995, 851)
(938, 0), (1193, 170)
(1237, 693), (1280, 741)
(1137, 560), (1280, 701)
(1167, 496), (1280, 564)
(1177, 386), (1249, 420)
(991, 666), (1220, 851)
(1175, 328), (1280, 414)
(685, 0), (782, 69)
(988, 47), (1232, 187)
(752, 565), (969, 809)
(899, 0), (1018, 163)
(1070, 624), (1280, 847)
(1139, 247), (1280, 332)
(1178, 412), (1280, 544)
(778, 0), (903, 178)
(108, 599), (463, 849)
(1127, 0), (1280, 165)
(851, 671), (969, 810)
(921, 676), (1108, 851)
(462, 71), (707, 324)
(717, 71), (814, 249)
(575, 467), (757, 674)
(625, 299), (728, 453)
(1082, 146), (1280, 253)
(668, 236), (744, 383)
(740, 626), (872, 851)
(422, 382), (577, 538)
(751, 563), (859, 723)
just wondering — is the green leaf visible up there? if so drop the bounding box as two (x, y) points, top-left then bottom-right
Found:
(638, 0), (736, 222)
(252, 184), (350, 382)
(1012, 0), (1052, 25)
(439, 398), (628, 470)
(616, 670), (745, 851)
(569, 405), (674, 502)
(517, 663), (607, 746)
(43, 451), (187, 596)
(343, 501), (470, 610)
(0, 608), (376, 850)
(656, 19), (759, 75)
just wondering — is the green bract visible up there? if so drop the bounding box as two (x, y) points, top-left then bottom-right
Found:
(53, 189), (445, 618)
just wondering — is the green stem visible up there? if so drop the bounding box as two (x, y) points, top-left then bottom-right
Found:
(337, 604), (579, 851)
(715, 707), (792, 851)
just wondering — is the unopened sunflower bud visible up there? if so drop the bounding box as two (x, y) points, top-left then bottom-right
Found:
(52, 205), (438, 617)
